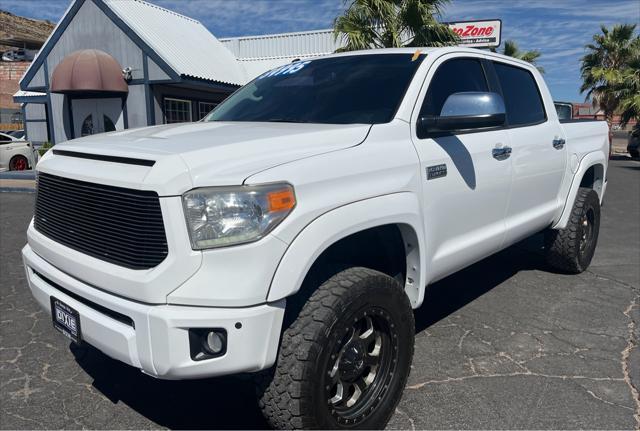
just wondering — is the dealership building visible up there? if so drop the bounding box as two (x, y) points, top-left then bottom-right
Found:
(14, 0), (344, 144)
(15, 0), (501, 145)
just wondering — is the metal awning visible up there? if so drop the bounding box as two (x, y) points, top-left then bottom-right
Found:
(50, 49), (128, 94)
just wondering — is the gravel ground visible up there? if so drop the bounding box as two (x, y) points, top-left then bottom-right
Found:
(1, 157), (638, 429)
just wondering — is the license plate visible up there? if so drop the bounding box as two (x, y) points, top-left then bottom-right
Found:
(50, 297), (82, 344)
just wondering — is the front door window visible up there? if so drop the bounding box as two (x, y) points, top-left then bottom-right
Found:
(103, 115), (116, 133)
(80, 114), (94, 136)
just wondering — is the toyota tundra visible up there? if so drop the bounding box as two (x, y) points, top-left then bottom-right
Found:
(23, 47), (609, 429)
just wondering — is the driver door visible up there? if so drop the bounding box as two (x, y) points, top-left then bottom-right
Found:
(411, 55), (513, 282)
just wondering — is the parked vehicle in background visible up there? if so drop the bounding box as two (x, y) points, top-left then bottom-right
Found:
(0, 132), (36, 171)
(9, 130), (26, 140)
(554, 101), (573, 120)
(0, 132), (25, 143)
(628, 124), (639, 158)
(22, 48), (609, 429)
(1, 48), (36, 62)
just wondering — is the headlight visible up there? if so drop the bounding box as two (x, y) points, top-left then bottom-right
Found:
(182, 183), (296, 249)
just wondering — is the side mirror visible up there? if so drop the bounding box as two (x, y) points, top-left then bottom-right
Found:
(418, 92), (506, 136)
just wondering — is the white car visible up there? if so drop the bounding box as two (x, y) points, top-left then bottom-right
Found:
(23, 47), (608, 429)
(0, 132), (36, 171)
(1, 48), (35, 62)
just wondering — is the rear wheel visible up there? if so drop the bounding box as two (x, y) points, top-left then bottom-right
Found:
(545, 187), (601, 273)
(258, 267), (414, 429)
(9, 155), (28, 171)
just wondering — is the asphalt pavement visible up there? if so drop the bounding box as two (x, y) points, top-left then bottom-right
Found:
(1, 157), (638, 429)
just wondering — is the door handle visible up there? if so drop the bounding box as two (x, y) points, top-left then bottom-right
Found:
(553, 138), (566, 149)
(492, 146), (512, 161)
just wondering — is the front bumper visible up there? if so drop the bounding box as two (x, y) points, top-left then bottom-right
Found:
(23, 244), (285, 379)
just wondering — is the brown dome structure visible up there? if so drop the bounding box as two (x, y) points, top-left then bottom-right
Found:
(50, 49), (128, 94)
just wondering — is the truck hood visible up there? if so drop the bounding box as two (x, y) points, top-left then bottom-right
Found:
(43, 122), (371, 195)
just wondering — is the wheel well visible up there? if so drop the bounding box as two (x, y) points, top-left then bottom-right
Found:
(579, 164), (604, 198)
(283, 224), (415, 327)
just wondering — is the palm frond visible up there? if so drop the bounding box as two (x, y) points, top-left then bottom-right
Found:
(333, 0), (457, 52)
(498, 39), (544, 72)
(580, 23), (640, 121)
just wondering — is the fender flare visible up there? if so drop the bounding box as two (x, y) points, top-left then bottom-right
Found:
(553, 151), (607, 229)
(267, 192), (427, 308)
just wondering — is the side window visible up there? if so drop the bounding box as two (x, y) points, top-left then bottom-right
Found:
(164, 98), (192, 124)
(420, 58), (489, 118)
(493, 62), (546, 126)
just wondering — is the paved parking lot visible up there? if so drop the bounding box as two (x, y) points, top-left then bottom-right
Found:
(1, 158), (638, 429)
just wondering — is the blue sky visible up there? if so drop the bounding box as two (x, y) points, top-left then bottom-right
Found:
(2, 0), (639, 101)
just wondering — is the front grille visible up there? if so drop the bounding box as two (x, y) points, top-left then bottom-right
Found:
(34, 173), (168, 270)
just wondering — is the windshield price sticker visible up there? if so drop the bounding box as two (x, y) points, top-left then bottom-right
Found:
(257, 60), (312, 80)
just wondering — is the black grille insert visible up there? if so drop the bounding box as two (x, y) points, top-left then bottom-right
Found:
(35, 173), (168, 270)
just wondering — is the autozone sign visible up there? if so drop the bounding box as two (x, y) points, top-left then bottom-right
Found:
(447, 19), (502, 48)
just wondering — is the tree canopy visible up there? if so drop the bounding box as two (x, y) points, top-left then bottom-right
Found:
(333, 0), (458, 52)
(580, 24), (640, 124)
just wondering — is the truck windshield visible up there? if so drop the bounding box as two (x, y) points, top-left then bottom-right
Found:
(205, 54), (425, 125)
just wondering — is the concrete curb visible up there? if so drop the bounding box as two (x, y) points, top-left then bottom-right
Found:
(0, 188), (35, 193)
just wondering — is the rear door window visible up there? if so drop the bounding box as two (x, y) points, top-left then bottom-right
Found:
(493, 62), (546, 127)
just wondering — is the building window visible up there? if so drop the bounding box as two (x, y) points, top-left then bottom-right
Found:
(104, 115), (116, 132)
(164, 98), (192, 124)
(81, 114), (94, 136)
(198, 101), (217, 120)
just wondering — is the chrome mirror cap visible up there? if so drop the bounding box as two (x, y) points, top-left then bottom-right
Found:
(440, 92), (506, 118)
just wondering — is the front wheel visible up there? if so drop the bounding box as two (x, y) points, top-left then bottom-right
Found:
(258, 267), (414, 429)
(545, 187), (601, 273)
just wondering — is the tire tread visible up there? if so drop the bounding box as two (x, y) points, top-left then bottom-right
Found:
(257, 267), (413, 429)
(545, 187), (600, 273)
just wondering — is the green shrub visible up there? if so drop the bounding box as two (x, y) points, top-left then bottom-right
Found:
(38, 142), (53, 157)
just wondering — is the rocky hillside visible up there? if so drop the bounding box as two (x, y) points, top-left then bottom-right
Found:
(0, 9), (55, 51)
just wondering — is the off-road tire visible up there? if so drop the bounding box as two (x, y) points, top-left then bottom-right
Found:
(545, 187), (600, 273)
(257, 267), (414, 429)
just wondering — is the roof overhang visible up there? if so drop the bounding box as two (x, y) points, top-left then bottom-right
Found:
(13, 90), (47, 104)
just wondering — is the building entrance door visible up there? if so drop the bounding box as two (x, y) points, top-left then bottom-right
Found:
(72, 98), (124, 138)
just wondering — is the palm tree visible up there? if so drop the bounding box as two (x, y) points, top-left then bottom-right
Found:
(333, 0), (458, 52)
(491, 40), (544, 73)
(580, 24), (639, 126)
(616, 53), (640, 126)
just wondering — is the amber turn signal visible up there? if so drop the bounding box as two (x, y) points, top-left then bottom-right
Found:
(268, 188), (296, 212)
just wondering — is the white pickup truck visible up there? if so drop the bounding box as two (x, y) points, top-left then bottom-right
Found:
(23, 47), (609, 429)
